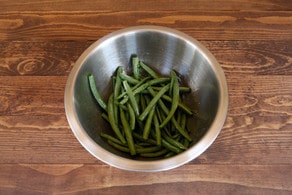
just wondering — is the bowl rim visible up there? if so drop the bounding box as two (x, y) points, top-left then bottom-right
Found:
(64, 25), (228, 172)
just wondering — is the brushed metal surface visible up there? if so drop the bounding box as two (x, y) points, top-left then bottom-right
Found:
(65, 25), (228, 172)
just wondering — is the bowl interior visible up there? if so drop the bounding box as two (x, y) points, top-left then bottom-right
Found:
(71, 28), (221, 160)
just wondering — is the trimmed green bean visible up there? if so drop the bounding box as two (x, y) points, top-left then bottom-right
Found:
(183, 138), (190, 148)
(113, 98), (120, 125)
(164, 151), (175, 158)
(139, 61), (158, 78)
(169, 71), (174, 96)
(140, 94), (147, 112)
(118, 76), (151, 102)
(139, 84), (170, 121)
(133, 78), (170, 95)
(123, 80), (140, 116)
(101, 132), (124, 145)
(180, 112), (187, 130)
(148, 87), (192, 141)
(161, 94), (193, 115)
(143, 105), (156, 139)
(114, 67), (123, 122)
(160, 70), (179, 128)
(179, 87), (191, 93)
(152, 86), (191, 93)
(119, 72), (139, 84)
(119, 77), (169, 105)
(133, 132), (157, 145)
(136, 146), (162, 153)
(108, 140), (129, 153)
(88, 74), (107, 111)
(162, 139), (182, 154)
(127, 103), (136, 130)
(120, 108), (136, 155)
(176, 110), (182, 125)
(140, 149), (169, 157)
(107, 94), (126, 144)
(153, 113), (161, 146)
(114, 67), (123, 97)
(162, 132), (187, 150)
(101, 113), (109, 122)
(132, 56), (140, 79)
(171, 117), (192, 141)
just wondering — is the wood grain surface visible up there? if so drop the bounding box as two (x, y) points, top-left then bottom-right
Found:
(0, 0), (291, 194)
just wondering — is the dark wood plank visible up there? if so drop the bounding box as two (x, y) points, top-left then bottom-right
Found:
(0, 114), (98, 164)
(1, 0), (291, 12)
(0, 164), (291, 194)
(0, 11), (291, 41)
(0, 41), (92, 76)
(0, 76), (66, 116)
(203, 40), (292, 75)
(0, 42), (87, 76)
(0, 40), (291, 76)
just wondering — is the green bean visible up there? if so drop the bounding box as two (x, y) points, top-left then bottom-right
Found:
(123, 80), (140, 116)
(140, 149), (169, 157)
(114, 67), (123, 97)
(88, 74), (107, 111)
(136, 146), (162, 153)
(140, 95), (147, 112)
(161, 94), (193, 115)
(118, 102), (128, 111)
(119, 77), (169, 104)
(179, 87), (191, 93)
(164, 151), (175, 158)
(113, 69), (122, 124)
(113, 98), (120, 125)
(136, 142), (152, 147)
(169, 71), (174, 96)
(134, 78), (170, 94)
(132, 77), (151, 91)
(176, 110), (182, 125)
(101, 113), (109, 122)
(127, 103), (136, 130)
(139, 84), (170, 121)
(152, 86), (191, 93)
(148, 87), (192, 141)
(118, 76), (151, 102)
(162, 139), (182, 154)
(180, 112), (187, 130)
(101, 132), (124, 145)
(108, 140), (129, 153)
(162, 132), (187, 150)
(120, 108), (136, 155)
(133, 132), (157, 145)
(153, 113), (161, 146)
(139, 61), (158, 78)
(107, 94), (126, 144)
(119, 72), (139, 84)
(160, 70), (179, 128)
(132, 56), (140, 79)
(143, 105), (156, 139)
(171, 117), (192, 141)
(183, 138), (190, 148)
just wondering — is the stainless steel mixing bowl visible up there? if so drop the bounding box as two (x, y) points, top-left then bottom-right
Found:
(64, 25), (228, 172)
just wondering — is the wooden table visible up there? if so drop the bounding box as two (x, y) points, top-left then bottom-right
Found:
(0, 0), (291, 194)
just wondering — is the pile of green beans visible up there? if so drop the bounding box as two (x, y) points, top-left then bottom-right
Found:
(88, 56), (193, 158)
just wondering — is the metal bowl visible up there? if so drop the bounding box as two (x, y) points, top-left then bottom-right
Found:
(65, 25), (228, 172)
